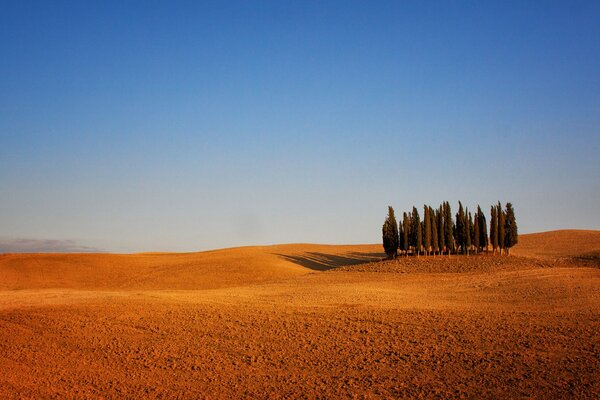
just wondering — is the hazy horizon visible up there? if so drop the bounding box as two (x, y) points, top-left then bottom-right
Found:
(1, 1), (599, 253)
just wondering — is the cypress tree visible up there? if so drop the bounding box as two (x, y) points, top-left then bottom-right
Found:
(504, 202), (518, 255)
(466, 210), (473, 256)
(444, 202), (454, 256)
(498, 202), (506, 256)
(382, 217), (389, 256)
(424, 205), (431, 256)
(403, 212), (410, 257)
(412, 207), (422, 256)
(409, 207), (416, 253)
(452, 221), (457, 252)
(477, 206), (488, 254)
(473, 210), (480, 254)
(441, 202), (447, 255)
(417, 220), (423, 257)
(382, 206), (399, 259)
(431, 206), (439, 256)
(398, 218), (404, 257)
(456, 202), (467, 254)
(391, 206), (399, 257)
(490, 205), (498, 255)
(437, 205), (445, 255)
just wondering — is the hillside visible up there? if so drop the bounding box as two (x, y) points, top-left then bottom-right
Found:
(513, 229), (600, 259)
(0, 243), (383, 290)
(2, 230), (598, 291)
(0, 230), (599, 398)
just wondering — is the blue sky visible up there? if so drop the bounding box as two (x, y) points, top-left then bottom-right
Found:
(1, 1), (599, 252)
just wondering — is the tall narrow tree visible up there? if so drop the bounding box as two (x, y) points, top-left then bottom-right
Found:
(490, 205), (498, 255)
(473, 210), (480, 254)
(402, 212), (410, 257)
(456, 202), (467, 254)
(498, 202), (506, 256)
(477, 206), (488, 254)
(437, 205), (445, 255)
(409, 207), (416, 254)
(504, 202), (518, 255)
(398, 218), (404, 257)
(382, 206), (399, 259)
(466, 210), (473, 256)
(422, 220), (426, 250)
(412, 207), (422, 256)
(444, 202), (454, 256)
(431, 206), (439, 256)
(424, 205), (432, 256)
(417, 220), (423, 257)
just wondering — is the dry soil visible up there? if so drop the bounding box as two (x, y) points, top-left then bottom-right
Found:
(0, 230), (599, 399)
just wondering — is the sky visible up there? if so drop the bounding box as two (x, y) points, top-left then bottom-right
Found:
(1, 1), (599, 253)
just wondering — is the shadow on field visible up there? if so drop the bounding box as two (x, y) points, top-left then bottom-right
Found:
(572, 251), (600, 267)
(275, 251), (385, 271)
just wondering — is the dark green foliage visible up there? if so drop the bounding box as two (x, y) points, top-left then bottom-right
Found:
(424, 205), (431, 255)
(437, 205), (445, 254)
(456, 202), (467, 254)
(482, 216), (488, 249)
(490, 206), (498, 254)
(416, 221), (423, 256)
(444, 202), (454, 255)
(409, 208), (416, 250)
(452, 222), (457, 250)
(504, 202), (518, 255)
(398, 218), (404, 256)
(431, 206), (439, 255)
(402, 212), (410, 254)
(477, 206), (488, 252)
(473, 211), (480, 253)
(466, 210), (472, 255)
(498, 202), (506, 255)
(411, 207), (422, 256)
(383, 201), (516, 258)
(409, 207), (417, 251)
(382, 206), (399, 258)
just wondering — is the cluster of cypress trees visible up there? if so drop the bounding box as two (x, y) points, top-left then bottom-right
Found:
(382, 202), (518, 258)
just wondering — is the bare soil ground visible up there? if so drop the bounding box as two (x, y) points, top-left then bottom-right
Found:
(512, 229), (600, 260)
(0, 230), (599, 399)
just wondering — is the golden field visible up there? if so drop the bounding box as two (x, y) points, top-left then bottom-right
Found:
(1, 230), (599, 398)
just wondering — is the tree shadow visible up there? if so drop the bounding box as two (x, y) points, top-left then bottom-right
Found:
(275, 251), (385, 271)
(573, 251), (600, 267)
(347, 252), (386, 259)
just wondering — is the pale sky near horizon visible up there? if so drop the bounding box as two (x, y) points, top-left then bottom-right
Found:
(1, 1), (599, 253)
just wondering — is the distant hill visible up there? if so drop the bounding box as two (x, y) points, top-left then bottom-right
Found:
(2, 230), (599, 291)
(0, 243), (383, 291)
(513, 229), (600, 259)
